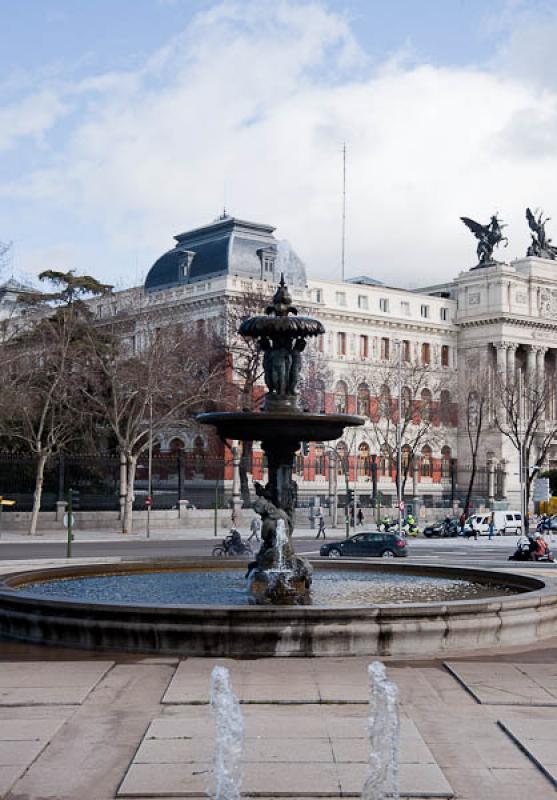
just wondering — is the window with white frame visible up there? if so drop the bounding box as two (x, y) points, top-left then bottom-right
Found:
(400, 301), (410, 316)
(420, 304), (429, 318)
(358, 294), (369, 310)
(440, 307), (449, 321)
(335, 291), (346, 306)
(379, 297), (389, 313)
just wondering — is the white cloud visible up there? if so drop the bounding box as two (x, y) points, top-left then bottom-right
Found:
(5, 1), (557, 286)
(0, 90), (68, 152)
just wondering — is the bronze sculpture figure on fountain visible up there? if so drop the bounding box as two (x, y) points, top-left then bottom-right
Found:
(199, 275), (364, 604)
(461, 214), (508, 267)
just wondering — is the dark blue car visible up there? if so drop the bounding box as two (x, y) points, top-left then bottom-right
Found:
(320, 531), (408, 559)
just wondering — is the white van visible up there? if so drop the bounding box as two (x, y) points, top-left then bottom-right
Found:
(467, 511), (523, 536)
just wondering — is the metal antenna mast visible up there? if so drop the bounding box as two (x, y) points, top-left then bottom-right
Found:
(341, 142), (346, 282)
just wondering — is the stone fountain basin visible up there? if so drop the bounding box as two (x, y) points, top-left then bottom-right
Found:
(197, 411), (364, 441)
(0, 559), (555, 658)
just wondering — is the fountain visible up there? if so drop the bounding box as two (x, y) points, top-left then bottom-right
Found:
(210, 666), (244, 800)
(362, 662), (400, 800)
(0, 281), (555, 656)
(198, 275), (364, 603)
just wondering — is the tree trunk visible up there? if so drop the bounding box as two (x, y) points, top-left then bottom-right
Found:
(119, 450), (127, 531)
(464, 461), (477, 516)
(122, 454), (137, 534)
(29, 452), (48, 535)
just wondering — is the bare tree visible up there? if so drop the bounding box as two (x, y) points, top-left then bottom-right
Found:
(81, 319), (225, 532)
(353, 357), (450, 497)
(458, 364), (490, 515)
(0, 272), (112, 533)
(494, 364), (557, 508)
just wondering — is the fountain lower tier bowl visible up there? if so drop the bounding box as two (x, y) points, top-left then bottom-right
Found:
(197, 411), (364, 442)
(1, 560), (555, 658)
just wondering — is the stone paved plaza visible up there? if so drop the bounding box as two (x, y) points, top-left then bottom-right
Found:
(2, 636), (557, 799)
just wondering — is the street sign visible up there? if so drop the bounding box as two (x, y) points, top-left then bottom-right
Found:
(145, 496), (153, 508)
(63, 513), (75, 528)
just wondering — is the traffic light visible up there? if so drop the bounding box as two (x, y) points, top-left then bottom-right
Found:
(69, 489), (80, 511)
(347, 489), (354, 505)
(301, 442), (309, 456)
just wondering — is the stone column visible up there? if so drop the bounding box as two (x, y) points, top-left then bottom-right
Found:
(507, 343), (518, 383)
(499, 459), (507, 500)
(494, 343), (508, 420)
(526, 345), (536, 378)
(487, 458), (495, 506)
(536, 346), (547, 387)
(494, 342), (508, 375)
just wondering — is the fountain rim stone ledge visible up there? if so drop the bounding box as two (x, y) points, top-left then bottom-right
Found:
(1, 558), (556, 658)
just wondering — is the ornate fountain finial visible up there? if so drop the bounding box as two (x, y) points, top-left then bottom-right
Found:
(265, 273), (297, 317)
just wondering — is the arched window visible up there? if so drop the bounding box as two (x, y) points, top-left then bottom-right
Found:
(379, 446), (390, 477)
(379, 384), (391, 418)
(401, 445), (412, 473)
(169, 438), (185, 454)
(357, 383), (370, 416)
(401, 386), (412, 418)
(315, 444), (325, 476)
(358, 442), (371, 476)
(440, 390), (451, 425)
(335, 381), (348, 413)
(421, 445), (432, 478)
(441, 446), (451, 479)
(336, 441), (348, 475)
(421, 388), (432, 422)
(441, 345), (449, 367)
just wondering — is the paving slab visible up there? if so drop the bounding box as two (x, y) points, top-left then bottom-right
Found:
(444, 661), (557, 706)
(7, 663), (175, 800)
(118, 703), (453, 798)
(498, 716), (557, 789)
(0, 715), (67, 797)
(161, 658), (442, 705)
(0, 661), (114, 706)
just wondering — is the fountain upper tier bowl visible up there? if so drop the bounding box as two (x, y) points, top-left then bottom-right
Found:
(197, 411), (364, 441)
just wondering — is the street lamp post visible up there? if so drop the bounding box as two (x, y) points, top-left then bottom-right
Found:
(396, 340), (403, 534)
(146, 396), (153, 539)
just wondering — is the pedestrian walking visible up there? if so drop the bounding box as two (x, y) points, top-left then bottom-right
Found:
(357, 508), (364, 526)
(315, 507), (326, 539)
(459, 512), (466, 536)
(248, 516), (261, 542)
(488, 513), (495, 541)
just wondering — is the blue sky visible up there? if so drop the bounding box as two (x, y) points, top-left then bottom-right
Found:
(2, 0), (557, 287)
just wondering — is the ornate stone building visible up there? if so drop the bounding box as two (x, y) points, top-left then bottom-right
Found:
(72, 215), (557, 511)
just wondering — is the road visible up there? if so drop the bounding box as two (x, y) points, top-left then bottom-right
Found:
(0, 535), (554, 568)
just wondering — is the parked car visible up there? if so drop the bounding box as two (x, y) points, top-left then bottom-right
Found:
(423, 518), (462, 538)
(467, 511), (523, 536)
(320, 531), (407, 559)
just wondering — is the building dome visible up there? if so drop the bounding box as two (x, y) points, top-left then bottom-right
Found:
(144, 215), (306, 293)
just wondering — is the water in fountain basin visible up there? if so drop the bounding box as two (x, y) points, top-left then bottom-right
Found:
(210, 666), (244, 800)
(361, 661), (400, 800)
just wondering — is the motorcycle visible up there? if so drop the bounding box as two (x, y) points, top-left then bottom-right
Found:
(508, 535), (554, 562)
(212, 530), (253, 557)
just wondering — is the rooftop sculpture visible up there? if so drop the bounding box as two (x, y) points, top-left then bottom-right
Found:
(526, 208), (557, 260)
(461, 214), (508, 267)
